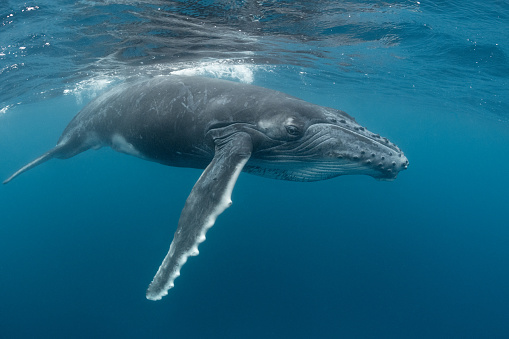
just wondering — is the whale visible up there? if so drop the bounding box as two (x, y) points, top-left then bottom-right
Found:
(4, 75), (408, 300)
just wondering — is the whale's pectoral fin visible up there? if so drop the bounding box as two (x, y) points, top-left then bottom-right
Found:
(146, 130), (252, 301)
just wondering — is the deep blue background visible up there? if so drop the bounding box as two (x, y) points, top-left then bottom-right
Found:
(1, 1), (509, 338)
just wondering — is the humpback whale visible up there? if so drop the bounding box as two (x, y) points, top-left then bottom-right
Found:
(4, 76), (409, 300)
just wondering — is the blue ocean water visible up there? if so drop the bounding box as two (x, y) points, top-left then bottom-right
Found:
(1, 1), (508, 338)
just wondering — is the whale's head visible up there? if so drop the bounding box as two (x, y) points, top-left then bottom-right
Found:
(243, 97), (409, 182)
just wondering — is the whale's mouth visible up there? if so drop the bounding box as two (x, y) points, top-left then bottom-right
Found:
(321, 123), (409, 178)
(248, 122), (409, 182)
(244, 157), (395, 182)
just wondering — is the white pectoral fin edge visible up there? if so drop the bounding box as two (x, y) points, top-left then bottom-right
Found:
(146, 132), (252, 301)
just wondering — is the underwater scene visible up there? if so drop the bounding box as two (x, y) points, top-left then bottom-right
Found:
(1, 1), (508, 338)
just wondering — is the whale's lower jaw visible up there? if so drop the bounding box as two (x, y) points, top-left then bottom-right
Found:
(243, 159), (380, 182)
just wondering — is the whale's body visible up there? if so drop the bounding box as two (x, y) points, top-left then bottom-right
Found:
(4, 76), (408, 300)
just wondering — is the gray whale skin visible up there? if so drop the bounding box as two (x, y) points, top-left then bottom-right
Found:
(4, 76), (409, 301)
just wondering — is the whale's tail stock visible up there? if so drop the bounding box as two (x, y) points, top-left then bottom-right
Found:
(3, 146), (65, 184)
(3, 137), (93, 184)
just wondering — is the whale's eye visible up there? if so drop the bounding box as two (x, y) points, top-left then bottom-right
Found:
(285, 125), (300, 136)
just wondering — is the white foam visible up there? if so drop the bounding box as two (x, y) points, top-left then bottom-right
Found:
(63, 77), (115, 104)
(57, 56), (268, 110)
(0, 105), (12, 115)
(172, 62), (256, 84)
